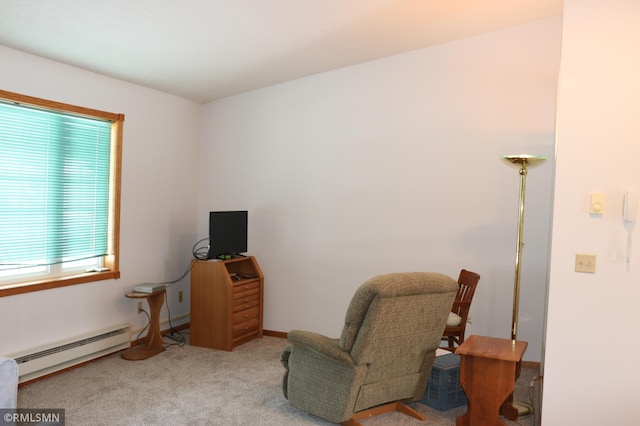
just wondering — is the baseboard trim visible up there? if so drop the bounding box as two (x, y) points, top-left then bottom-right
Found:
(130, 313), (190, 336)
(129, 321), (190, 347)
(263, 330), (287, 339)
(521, 360), (540, 372)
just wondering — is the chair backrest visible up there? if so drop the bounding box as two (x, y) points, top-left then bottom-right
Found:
(339, 272), (458, 388)
(451, 269), (480, 318)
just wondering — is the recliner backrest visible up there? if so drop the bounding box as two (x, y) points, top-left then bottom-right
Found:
(340, 272), (458, 378)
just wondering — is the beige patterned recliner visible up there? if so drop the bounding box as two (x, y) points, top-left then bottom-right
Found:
(281, 272), (458, 425)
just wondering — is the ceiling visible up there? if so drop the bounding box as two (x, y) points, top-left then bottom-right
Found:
(0, 0), (562, 104)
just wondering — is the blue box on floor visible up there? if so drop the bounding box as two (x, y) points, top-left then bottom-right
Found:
(421, 353), (467, 411)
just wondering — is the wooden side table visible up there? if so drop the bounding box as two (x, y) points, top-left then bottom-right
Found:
(121, 289), (166, 360)
(455, 335), (527, 426)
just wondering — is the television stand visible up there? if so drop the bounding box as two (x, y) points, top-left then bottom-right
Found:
(190, 256), (264, 351)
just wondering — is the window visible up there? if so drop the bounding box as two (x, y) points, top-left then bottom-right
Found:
(0, 90), (123, 296)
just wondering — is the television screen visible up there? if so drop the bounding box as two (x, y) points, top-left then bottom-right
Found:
(207, 211), (248, 259)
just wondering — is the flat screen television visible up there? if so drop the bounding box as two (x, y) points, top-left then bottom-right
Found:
(207, 211), (248, 259)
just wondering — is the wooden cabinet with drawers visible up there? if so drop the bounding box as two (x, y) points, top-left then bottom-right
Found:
(190, 257), (264, 351)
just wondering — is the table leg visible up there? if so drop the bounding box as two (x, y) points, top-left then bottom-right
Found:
(121, 292), (166, 361)
(500, 361), (522, 420)
(456, 355), (517, 426)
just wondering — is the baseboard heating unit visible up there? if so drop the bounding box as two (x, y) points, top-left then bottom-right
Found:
(9, 324), (131, 383)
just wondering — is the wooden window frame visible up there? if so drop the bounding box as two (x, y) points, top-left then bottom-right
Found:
(0, 90), (123, 297)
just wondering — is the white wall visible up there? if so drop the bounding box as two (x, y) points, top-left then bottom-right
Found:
(542, 0), (640, 424)
(0, 46), (200, 354)
(198, 17), (562, 362)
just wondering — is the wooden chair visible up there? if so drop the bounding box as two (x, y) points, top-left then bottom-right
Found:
(440, 269), (480, 352)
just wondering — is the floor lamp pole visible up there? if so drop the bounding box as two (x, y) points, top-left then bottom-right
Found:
(501, 154), (546, 417)
(511, 163), (527, 342)
(501, 155), (546, 343)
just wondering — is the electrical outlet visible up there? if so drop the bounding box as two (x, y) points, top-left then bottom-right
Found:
(137, 301), (143, 313)
(575, 254), (596, 273)
(178, 291), (183, 303)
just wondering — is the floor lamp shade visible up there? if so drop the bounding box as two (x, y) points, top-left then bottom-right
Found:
(501, 154), (546, 342)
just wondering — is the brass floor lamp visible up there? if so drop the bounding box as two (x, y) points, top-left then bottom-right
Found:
(501, 154), (546, 416)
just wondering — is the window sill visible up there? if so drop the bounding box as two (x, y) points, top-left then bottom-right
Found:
(0, 270), (120, 297)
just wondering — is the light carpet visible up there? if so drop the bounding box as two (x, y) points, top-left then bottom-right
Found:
(18, 334), (540, 425)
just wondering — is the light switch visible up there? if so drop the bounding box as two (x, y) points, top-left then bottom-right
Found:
(590, 193), (604, 215)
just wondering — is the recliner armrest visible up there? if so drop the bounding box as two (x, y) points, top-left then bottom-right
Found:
(284, 330), (366, 423)
(288, 330), (353, 364)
